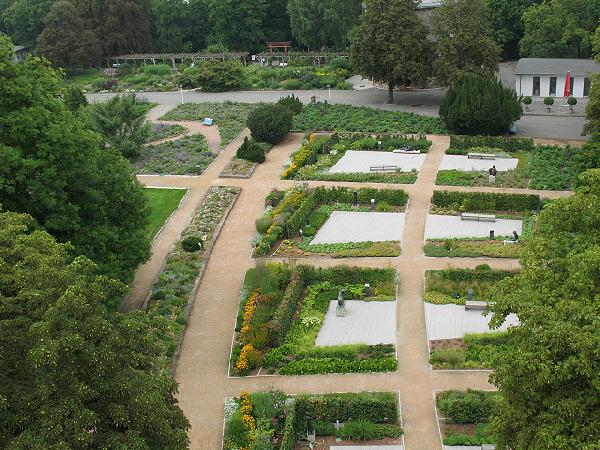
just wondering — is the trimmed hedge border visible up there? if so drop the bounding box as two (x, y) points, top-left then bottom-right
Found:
(432, 190), (541, 212)
(450, 135), (534, 152)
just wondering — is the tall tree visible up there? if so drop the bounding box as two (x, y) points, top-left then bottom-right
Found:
(487, 0), (539, 60)
(0, 35), (150, 282)
(1, 0), (53, 48)
(35, 0), (101, 68)
(488, 169), (600, 449)
(431, 0), (500, 85)
(0, 210), (190, 448)
(519, 0), (600, 58)
(287, 0), (362, 50)
(584, 26), (600, 139)
(97, 0), (152, 55)
(263, 0), (292, 43)
(151, 0), (210, 52)
(349, 0), (431, 103)
(208, 0), (266, 52)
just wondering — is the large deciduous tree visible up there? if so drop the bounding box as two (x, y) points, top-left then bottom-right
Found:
(96, 0), (153, 55)
(487, 0), (538, 60)
(208, 0), (266, 52)
(488, 169), (600, 449)
(0, 210), (190, 448)
(287, 0), (362, 50)
(35, 0), (101, 68)
(151, 0), (211, 52)
(432, 0), (501, 85)
(1, 0), (53, 48)
(349, 0), (431, 103)
(263, 0), (292, 43)
(519, 0), (600, 58)
(0, 35), (150, 282)
(584, 26), (600, 139)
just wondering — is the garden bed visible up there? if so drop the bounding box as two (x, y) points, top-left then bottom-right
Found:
(436, 390), (498, 446)
(254, 186), (408, 258)
(145, 186), (240, 370)
(282, 133), (431, 184)
(161, 102), (256, 147)
(224, 390), (403, 450)
(430, 333), (509, 370)
(133, 134), (216, 175)
(293, 103), (446, 134)
(220, 158), (257, 178)
(229, 264), (398, 376)
(437, 136), (587, 191)
(147, 123), (187, 142)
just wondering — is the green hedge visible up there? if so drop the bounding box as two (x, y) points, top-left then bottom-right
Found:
(450, 135), (534, 152)
(300, 266), (396, 286)
(280, 398), (297, 450)
(287, 192), (318, 236)
(266, 270), (304, 345)
(278, 357), (397, 375)
(432, 190), (541, 212)
(314, 186), (408, 206)
(438, 390), (499, 424)
(427, 268), (515, 283)
(295, 392), (398, 425)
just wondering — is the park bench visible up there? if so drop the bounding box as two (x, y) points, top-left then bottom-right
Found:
(465, 300), (488, 310)
(393, 147), (421, 154)
(460, 213), (496, 222)
(370, 165), (398, 172)
(503, 239), (518, 245)
(203, 117), (213, 126)
(467, 152), (496, 160)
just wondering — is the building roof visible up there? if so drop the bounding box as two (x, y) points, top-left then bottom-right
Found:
(516, 58), (600, 76)
(417, 0), (442, 8)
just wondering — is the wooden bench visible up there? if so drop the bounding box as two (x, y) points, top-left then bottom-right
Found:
(461, 213), (496, 222)
(370, 165), (398, 172)
(468, 152), (496, 160)
(465, 300), (488, 310)
(393, 148), (421, 154)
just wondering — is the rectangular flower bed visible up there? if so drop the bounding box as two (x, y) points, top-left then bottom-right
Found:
(224, 390), (403, 450)
(282, 132), (431, 184)
(430, 332), (509, 370)
(146, 186), (240, 370)
(230, 264), (398, 376)
(254, 186), (408, 258)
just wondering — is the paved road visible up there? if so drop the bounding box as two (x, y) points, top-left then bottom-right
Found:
(88, 88), (589, 141)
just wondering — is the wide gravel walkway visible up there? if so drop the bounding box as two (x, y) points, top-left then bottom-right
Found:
(125, 106), (574, 448)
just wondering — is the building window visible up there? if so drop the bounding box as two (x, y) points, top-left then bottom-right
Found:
(533, 77), (540, 96)
(549, 77), (556, 96)
(570, 76), (575, 96)
(584, 77), (591, 97)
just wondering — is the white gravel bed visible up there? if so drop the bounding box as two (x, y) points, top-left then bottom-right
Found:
(315, 300), (397, 346)
(329, 150), (427, 173)
(425, 303), (519, 340)
(424, 214), (522, 239)
(311, 211), (406, 244)
(439, 155), (518, 172)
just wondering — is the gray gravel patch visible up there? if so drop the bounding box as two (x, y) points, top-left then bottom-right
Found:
(425, 303), (519, 340)
(316, 300), (397, 346)
(311, 211), (406, 244)
(439, 155), (518, 172)
(424, 214), (522, 239)
(329, 151), (427, 173)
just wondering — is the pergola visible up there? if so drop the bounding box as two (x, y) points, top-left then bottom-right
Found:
(105, 52), (249, 68)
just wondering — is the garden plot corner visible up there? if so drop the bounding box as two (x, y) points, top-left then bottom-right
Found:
(329, 151), (427, 173)
(311, 211), (406, 244)
(424, 214), (523, 239)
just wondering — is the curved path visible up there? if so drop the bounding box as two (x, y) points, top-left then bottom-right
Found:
(126, 114), (573, 447)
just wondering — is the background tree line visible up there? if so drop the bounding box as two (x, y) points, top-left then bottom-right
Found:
(1, 0), (598, 67)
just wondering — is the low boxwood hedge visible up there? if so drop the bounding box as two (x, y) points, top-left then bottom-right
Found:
(450, 135), (534, 152)
(432, 190), (541, 212)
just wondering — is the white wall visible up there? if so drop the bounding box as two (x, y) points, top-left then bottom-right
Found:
(516, 74), (588, 98)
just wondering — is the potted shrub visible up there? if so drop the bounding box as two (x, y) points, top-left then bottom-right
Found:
(567, 96), (577, 112)
(543, 96), (554, 112)
(522, 96), (532, 110)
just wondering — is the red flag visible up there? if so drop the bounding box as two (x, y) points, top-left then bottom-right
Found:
(563, 71), (571, 97)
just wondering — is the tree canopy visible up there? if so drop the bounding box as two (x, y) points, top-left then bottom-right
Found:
(0, 35), (150, 282)
(288, 0), (362, 50)
(0, 210), (189, 448)
(1, 0), (53, 48)
(489, 169), (600, 449)
(487, 0), (538, 60)
(208, 0), (266, 52)
(349, 0), (431, 103)
(584, 26), (600, 139)
(150, 0), (211, 52)
(431, 0), (500, 85)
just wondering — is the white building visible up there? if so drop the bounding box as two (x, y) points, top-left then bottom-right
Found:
(515, 58), (600, 98)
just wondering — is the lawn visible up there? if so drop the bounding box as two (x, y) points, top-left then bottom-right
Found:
(144, 188), (187, 240)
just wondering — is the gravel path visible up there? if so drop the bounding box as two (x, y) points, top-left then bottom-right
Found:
(424, 214), (523, 239)
(123, 119), (574, 449)
(329, 151), (427, 173)
(311, 211), (406, 244)
(439, 155), (519, 172)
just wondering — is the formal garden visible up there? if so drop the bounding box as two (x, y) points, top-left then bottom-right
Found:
(223, 390), (403, 449)
(436, 390), (499, 446)
(229, 264), (398, 376)
(424, 190), (542, 258)
(282, 132), (431, 183)
(253, 186), (408, 258)
(146, 186), (240, 369)
(147, 123), (187, 142)
(293, 103), (446, 134)
(436, 135), (595, 191)
(143, 187), (187, 240)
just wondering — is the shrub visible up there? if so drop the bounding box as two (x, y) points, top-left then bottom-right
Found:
(431, 190), (540, 212)
(439, 75), (522, 135)
(63, 85), (88, 112)
(314, 421), (336, 436)
(142, 64), (172, 76)
(449, 135), (534, 152)
(265, 189), (284, 206)
(224, 411), (250, 449)
(567, 96), (577, 110)
(237, 136), (266, 163)
(376, 202), (393, 212)
(277, 94), (303, 115)
(247, 104), (293, 144)
(266, 270), (304, 345)
(337, 420), (403, 440)
(544, 96), (554, 108)
(522, 96), (532, 106)
(329, 57), (352, 71)
(181, 235), (203, 252)
(255, 215), (273, 234)
(181, 60), (247, 92)
(205, 43), (229, 53)
(295, 392), (398, 424)
(438, 390), (498, 424)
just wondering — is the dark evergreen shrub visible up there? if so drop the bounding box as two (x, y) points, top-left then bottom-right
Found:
(439, 75), (522, 135)
(247, 104), (293, 144)
(277, 94), (303, 115)
(236, 136), (266, 163)
(181, 235), (203, 252)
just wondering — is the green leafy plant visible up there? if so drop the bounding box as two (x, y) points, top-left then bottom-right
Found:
(247, 104), (293, 144)
(237, 136), (266, 163)
(277, 94), (303, 114)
